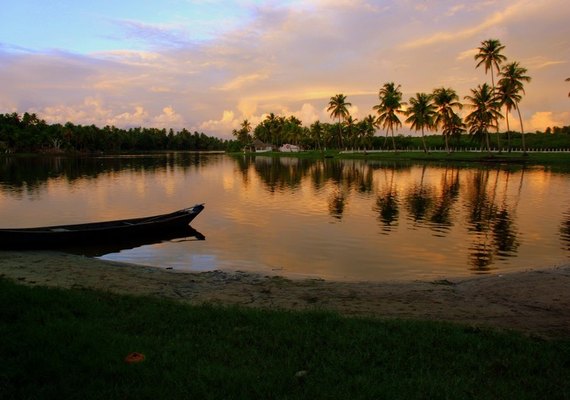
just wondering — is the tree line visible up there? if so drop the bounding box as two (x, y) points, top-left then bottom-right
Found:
(0, 112), (231, 154)
(234, 39), (568, 153)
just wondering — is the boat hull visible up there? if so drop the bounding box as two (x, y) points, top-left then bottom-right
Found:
(0, 204), (204, 250)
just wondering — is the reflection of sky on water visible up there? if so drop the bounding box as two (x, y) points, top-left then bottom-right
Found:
(1, 154), (569, 281)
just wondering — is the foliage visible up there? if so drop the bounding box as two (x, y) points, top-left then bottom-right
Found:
(2, 279), (570, 399)
(0, 112), (229, 154)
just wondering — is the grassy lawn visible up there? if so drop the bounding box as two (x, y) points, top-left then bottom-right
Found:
(1, 279), (570, 399)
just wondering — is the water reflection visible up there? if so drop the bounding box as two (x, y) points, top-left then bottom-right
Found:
(0, 153), (223, 196)
(374, 169), (400, 232)
(561, 210), (570, 251)
(1, 153), (568, 280)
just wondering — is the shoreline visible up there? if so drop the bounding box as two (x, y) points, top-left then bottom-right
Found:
(1, 250), (570, 339)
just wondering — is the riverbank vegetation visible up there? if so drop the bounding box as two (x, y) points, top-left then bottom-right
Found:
(232, 39), (569, 154)
(2, 40), (569, 157)
(0, 112), (230, 154)
(2, 278), (570, 399)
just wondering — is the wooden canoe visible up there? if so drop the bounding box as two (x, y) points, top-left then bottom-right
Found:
(0, 204), (204, 250)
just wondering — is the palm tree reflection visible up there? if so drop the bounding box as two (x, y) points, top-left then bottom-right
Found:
(374, 168), (399, 232)
(429, 167), (460, 235)
(561, 209), (570, 251)
(405, 165), (435, 225)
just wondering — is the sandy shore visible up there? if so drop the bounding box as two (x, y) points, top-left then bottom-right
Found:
(1, 251), (569, 339)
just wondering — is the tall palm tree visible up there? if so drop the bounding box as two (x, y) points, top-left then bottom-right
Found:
(475, 39), (507, 149)
(474, 39), (507, 90)
(432, 87), (463, 153)
(373, 82), (405, 151)
(327, 94), (351, 149)
(344, 115), (358, 150)
(498, 61), (531, 153)
(361, 114), (378, 150)
(310, 120), (324, 153)
(405, 92), (436, 153)
(464, 83), (503, 152)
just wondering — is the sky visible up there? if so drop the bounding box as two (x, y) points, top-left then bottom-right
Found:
(0, 0), (569, 139)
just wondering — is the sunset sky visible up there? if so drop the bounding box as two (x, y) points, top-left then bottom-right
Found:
(1, 0), (568, 139)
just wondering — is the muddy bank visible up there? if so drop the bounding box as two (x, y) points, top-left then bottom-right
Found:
(1, 251), (569, 339)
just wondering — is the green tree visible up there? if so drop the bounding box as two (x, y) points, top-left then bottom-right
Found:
(475, 39), (507, 91)
(373, 82), (405, 151)
(310, 120), (324, 153)
(344, 115), (358, 149)
(498, 62), (531, 153)
(327, 94), (352, 149)
(432, 87), (463, 153)
(405, 93), (436, 153)
(360, 115), (378, 150)
(475, 38), (507, 149)
(464, 83), (503, 152)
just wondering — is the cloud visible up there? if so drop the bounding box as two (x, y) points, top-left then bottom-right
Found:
(198, 110), (240, 135)
(527, 111), (569, 131)
(1, 0), (569, 140)
(401, 1), (531, 49)
(217, 72), (270, 91)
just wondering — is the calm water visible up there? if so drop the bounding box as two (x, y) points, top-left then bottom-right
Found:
(1, 153), (569, 281)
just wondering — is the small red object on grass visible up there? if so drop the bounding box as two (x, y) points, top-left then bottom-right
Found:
(124, 352), (145, 364)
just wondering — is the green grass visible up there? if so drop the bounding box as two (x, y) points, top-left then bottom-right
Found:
(1, 279), (570, 399)
(235, 150), (570, 167)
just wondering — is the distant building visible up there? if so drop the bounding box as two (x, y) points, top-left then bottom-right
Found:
(244, 139), (273, 153)
(279, 144), (301, 152)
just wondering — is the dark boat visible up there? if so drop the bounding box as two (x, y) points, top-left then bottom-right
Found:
(0, 204), (205, 250)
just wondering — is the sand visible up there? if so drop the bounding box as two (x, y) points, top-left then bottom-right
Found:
(1, 251), (569, 339)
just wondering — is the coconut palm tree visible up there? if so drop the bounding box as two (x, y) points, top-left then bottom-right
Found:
(464, 83), (503, 152)
(310, 120), (324, 153)
(373, 82), (405, 152)
(361, 114), (378, 150)
(442, 112), (466, 147)
(405, 93), (436, 153)
(475, 39), (507, 149)
(498, 61), (531, 153)
(344, 115), (358, 150)
(327, 94), (352, 149)
(432, 87), (463, 153)
(475, 39), (507, 90)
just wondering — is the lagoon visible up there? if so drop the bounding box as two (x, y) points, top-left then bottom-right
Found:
(0, 153), (568, 281)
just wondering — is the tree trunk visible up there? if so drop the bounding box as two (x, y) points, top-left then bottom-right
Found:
(516, 104), (526, 154)
(421, 128), (428, 153)
(505, 106), (511, 152)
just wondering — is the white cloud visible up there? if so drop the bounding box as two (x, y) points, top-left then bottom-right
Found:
(152, 106), (184, 128)
(527, 111), (569, 131)
(1, 0), (569, 139)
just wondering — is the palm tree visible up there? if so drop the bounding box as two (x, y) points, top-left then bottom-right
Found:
(474, 39), (507, 90)
(405, 93), (436, 153)
(327, 94), (352, 149)
(310, 120), (324, 153)
(442, 112), (466, 147)
(475, 39), (507, 149)
(361, 114), (378, 150)
(464, 83), (503, 152)
(566, 77), (570, 97)
(344, 115), (358, 150)
(432, 87), (463, 153)
(373, 82), (405, 151)
(497, 62), (531, 153)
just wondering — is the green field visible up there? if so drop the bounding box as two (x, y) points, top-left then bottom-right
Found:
(1, 279), (569, 399)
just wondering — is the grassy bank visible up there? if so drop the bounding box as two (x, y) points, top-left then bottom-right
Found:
(236, 150), (570, 166)
(1, 279), (569, 399)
